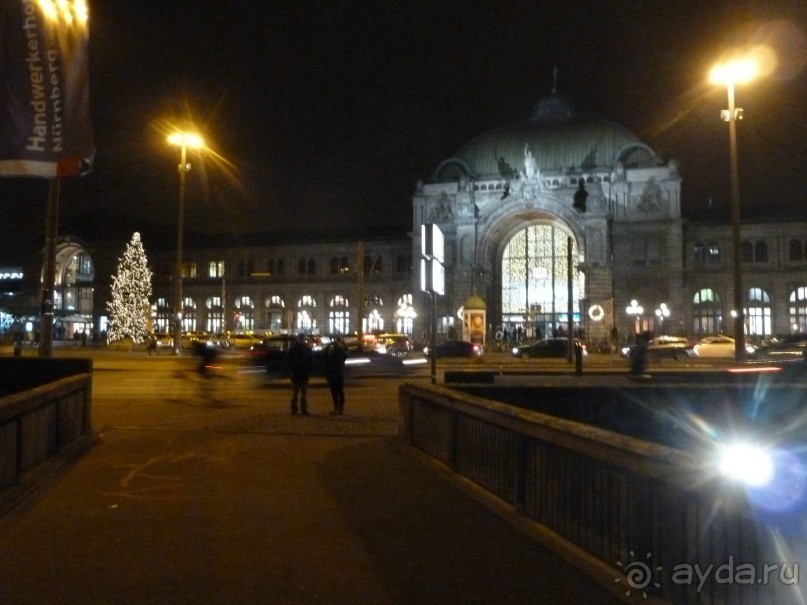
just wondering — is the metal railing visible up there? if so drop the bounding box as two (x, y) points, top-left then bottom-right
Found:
(399, 382), (804, 604)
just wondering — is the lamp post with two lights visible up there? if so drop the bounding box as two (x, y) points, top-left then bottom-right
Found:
(709, 58), (757, 362)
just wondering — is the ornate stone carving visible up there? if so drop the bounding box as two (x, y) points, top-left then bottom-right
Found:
(635, 179), (663, 213)
(428, 192), (454, 223)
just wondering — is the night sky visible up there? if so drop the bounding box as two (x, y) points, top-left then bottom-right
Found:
(2, 0), (807, 260)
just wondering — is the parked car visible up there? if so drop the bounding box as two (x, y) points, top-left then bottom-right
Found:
(750, 334), (807, 362)
(621, 335), (694, 360)
(147, 332), (174, 353)
(224, 333), (262, 350)
(511, 337), (586, 359)
(423, 340), (484, 358)
(691, 335), (754, 358)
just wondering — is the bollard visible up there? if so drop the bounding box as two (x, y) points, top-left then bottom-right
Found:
(574, 342), (583, 375)
(13, 343), (21, 357)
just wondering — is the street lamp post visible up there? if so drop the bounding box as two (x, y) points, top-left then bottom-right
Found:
(711, 58), (756, 362)
(655, 303), (669, 334)
(167, 132), (204, 354)
(626, 299), (643, 339)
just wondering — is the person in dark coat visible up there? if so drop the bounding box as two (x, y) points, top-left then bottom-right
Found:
(323, 337), (348, 415)
(286, 333), (314, 415)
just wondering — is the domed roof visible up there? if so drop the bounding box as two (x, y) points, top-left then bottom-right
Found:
(437, 96), (655, 181)
(464, 293), (486, 310)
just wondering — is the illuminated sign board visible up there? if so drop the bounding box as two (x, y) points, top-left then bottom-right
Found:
(420, 258), (445, 296)
(420, 223), (445, 296)
(421, 223), (444, 263)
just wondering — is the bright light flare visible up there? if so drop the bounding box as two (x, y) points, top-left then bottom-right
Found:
(167, 132), (205, 149)
(718, 442), (774, 487)
(710, 45), (778, 86)
(710, 58), (758, 86)
(38, 0), (88, 25)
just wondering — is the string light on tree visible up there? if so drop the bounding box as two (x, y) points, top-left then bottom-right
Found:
(106, 232), (153, 344)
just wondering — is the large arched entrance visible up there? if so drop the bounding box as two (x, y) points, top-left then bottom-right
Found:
(500, 222), (584, 340)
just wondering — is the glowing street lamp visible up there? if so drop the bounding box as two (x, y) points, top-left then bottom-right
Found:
(655, 303), (669, 334)
(626, 299), (643, 335)
(710, 57), (757, 362)
(168, 132), (204, 354)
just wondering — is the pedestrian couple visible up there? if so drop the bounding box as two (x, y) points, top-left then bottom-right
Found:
(285, 333), (348, 415)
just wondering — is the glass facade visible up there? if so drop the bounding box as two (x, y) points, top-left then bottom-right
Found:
(501, 224), (583, 336)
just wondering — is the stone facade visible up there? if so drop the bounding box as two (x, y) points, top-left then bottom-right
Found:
(411, 95), (684, 346)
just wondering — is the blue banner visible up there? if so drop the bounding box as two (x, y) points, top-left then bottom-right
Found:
(0, 0), (94, 178)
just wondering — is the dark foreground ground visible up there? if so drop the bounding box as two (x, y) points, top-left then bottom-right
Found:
(0, 354), (627, 605)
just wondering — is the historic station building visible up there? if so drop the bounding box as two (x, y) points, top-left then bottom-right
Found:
(412, 94), (684, 347)
(3, 94), (807, 348)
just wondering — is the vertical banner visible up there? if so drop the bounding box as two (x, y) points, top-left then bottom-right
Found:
(0, 0), (94, 178)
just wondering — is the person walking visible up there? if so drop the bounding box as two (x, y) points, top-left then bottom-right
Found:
(323, 337), (348, 415)
(286, 333), (313, 415)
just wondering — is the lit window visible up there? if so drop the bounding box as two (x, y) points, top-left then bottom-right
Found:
(182, 262), (197, 279)
(208, 261), (224, 278)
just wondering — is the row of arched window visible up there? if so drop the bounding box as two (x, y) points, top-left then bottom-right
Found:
(691, 286), (807, 337)
(151, 294), (416, 336)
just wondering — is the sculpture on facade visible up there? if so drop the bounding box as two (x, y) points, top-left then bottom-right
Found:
(636, 179), (662, 213)
(523, 144), (538, 181)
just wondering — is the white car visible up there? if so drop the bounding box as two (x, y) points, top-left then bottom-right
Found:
(692, 336), (735, 358)
(621, 335), (694, 360)
(692, 336), (756, 358)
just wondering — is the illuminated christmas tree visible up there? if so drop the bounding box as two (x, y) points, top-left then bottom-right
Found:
(106, 232), (153, 343)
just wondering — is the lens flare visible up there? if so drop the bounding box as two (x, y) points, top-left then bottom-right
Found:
(718, 443), (774, 487)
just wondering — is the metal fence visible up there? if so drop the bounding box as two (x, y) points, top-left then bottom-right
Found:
(399, 382), (804, 604)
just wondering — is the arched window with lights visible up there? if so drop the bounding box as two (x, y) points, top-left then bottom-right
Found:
(364, 295), (383, 333)
(181, 297), (197, 332)
(205, 296), (224, 334)
(691, 288), (723, 337)
(234, 296), (255, 331)
(152, 297), (172, 333)
(265, 296), (286, 333)
(788, 287), (807, 333)
(328, 295), (350, 334)
(395, 294), (416, 335)
(296, 295), (317, 333)
(745, 287), (771, 339)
